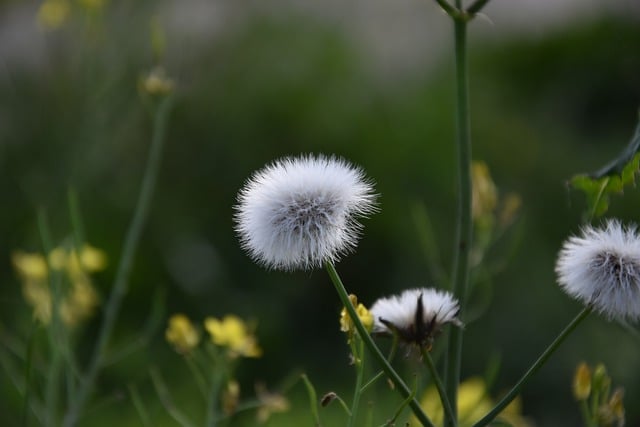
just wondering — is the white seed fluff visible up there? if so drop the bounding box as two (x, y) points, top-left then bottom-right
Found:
(234, 154), (377, 271)
(370, 288), (462, 336)
(555, 219), (640, 321)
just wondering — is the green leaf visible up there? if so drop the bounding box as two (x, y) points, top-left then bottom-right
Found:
(570, 114), (640, 219)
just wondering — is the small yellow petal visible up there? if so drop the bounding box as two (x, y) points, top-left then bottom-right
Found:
(573, 362), (592, 401)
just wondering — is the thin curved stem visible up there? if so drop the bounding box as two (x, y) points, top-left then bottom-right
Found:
(62, 96), (174, 426)
(325, 262), (435, 427)
(472, 307), (592, 427)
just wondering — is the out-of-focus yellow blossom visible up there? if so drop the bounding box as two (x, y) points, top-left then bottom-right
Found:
(22, 279), (53, 324)
(204, 315), (262, 358)
(499, 193), (522, 227)
(12, 252), (48, 280)
(222, 380), (240, 416)
(573, 362), (592, 401)
(78, 245), (108, 272)
(140, 68), (174, 97)
(165, 314), (200, 354)
(60, 277), (99, 326)
(340, 294), (373, 338)
(37, 0), (71, 30)
(77, 0), (107, 12)
(413, 377), (532, 427)
(12, 245), (105, 327)
(471, 161), (498, 221)
(255, 383), (290, 424)
(574, 362), (625, 427)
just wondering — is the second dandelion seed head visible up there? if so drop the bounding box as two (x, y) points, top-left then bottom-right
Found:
(370, 288), (462, 349)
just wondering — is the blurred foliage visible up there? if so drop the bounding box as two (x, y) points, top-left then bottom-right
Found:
(1, 0), (640, 425)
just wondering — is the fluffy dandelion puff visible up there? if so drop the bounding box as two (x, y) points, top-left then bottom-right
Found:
(556, 220), (640, 321)
(370, 288), (462, 348)
(234, 154), (378, 271)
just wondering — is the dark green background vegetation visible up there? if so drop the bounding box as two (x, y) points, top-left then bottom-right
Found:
(1, 0), (639, 425)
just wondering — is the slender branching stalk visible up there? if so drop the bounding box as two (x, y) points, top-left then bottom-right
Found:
(471, 307), (592, 427)
(325, 261), (435, 427)
(62, 95), (174, 426)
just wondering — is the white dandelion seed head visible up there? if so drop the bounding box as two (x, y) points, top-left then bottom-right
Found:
(555, 219), (640, 321)
(234, 154), (378, 271)
(369, 288), (462, 344)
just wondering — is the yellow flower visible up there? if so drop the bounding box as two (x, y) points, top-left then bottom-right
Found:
(22, 279), (52, 324)
(78, 245), (108, 272)
(471, 161), (498, 221)
(414, 377), (532, 427)
(204, 315), (262, 358)
(61, 278), (99, 326)
(37, 0), (70, 30)
(140, 68), (174, 96)
(12, 252), (48, 280)
(222, 380), (241, 416)
(77, 0), (107, 12)
(165, 314), (200, 354)
(12, 246), (104, 327)
(573, 362), (592, 401)
(255, 383), (290, 423)
(340, 294), (373, 337)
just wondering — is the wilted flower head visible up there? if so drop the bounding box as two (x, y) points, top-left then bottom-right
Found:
(234, 154), (377, 271)
(555, 219), (640, 321)
(370, 288), (462, 349)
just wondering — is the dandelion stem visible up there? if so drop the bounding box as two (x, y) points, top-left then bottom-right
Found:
(471, 307), (592, 427)
(444, 13), (473, 427)
(62, 95), (174, 426)
(422, 348), (457, 427)
(325, 262), (435, 427)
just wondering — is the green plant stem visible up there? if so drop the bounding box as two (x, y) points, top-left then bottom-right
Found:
(472, 307), (592, 427)
(38, 211), (65, 427)
(300, 374), (322, 427)
(62, 96), (173, 427)
(444, 14), (473, 427)
(325, 262), (435, 427)
(422, 348), (456, 427)
(467, 0), (491, 15)
(348, 339), (366, 427)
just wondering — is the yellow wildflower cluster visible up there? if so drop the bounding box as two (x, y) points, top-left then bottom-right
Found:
(339, 294), (373, 340)
(471, 160), (521, 228)
(165, 314), (200, 354)
(12, 245), (106, 327)
(414, 377), (532, 427)
(165, 313), (262, 359)
(205, 315), (262, 358)
(573, 362), (625, 427)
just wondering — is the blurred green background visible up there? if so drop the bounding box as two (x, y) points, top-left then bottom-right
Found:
(2, 0), (640, 425)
